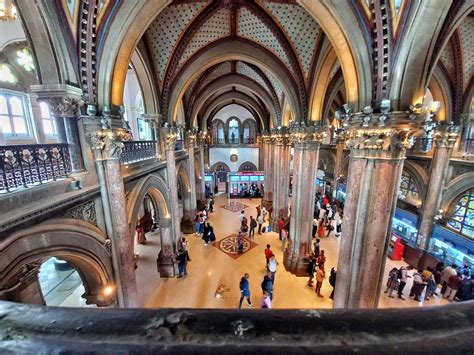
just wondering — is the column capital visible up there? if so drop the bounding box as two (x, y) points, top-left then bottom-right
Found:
(162, 126), (179, 150)
(46, 97), (83, 118)
(270, 127), (290, 146)
(186, 129), (198, 147)
(197, 131), (208, 145)
(289, 124), (326, 147)
(90, 130), (128, 160)
(433, 125), (460, 149)
(142, 113), (162, 129)
(30, 84), (84, 118)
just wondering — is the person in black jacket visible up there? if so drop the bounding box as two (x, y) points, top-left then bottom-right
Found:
(329, 267), (337, 300)
(261, 273), (273, 300)
(307, 256), (316, 286)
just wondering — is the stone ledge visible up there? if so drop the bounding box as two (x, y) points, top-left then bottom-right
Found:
(0, 300), (472, 353)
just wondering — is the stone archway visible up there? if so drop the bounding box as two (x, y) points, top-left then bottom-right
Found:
(176, 161), (195, 232)
(238, 161), (258, 172)
(0, 219), (114, 307)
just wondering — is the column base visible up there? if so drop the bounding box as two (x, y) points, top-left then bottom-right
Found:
(283, 250), (309, 277)
(156, 251), (177, 278)
(180, 218), (195, 234)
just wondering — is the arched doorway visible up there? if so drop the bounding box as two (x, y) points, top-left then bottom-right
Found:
(211, 162), (231, 194)
(176, 162), (194, 233)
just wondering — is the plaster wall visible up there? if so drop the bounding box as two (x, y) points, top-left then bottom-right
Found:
(209, 147), (259, 172)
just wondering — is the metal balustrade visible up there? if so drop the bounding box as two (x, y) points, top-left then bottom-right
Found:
(410, 137), (433, 153)
(463, 138), (474, 155)
(173, 140), (184, 152)
(0, 144), (71, 193)
(121, 141), (157, 164)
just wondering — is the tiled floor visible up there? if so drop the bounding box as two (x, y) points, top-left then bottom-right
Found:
(138, 194), (448, 309)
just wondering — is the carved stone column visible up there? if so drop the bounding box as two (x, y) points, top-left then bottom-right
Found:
(155, 218), (177, 278)
(162, 126), (181, 250)
(332, 135), (346, 198)
(334, 116), (417, 309)
(258, 135), (265, 170)
(0, 264), (45, 305)
(91, 128), (138, 308)
(271, 128), (291, 230)
(181, 130), (198, 233)
(262, 133), (274, 210)
(284, 125), (324, 275)
(143, 113), (162, 159)
(197, 133), (207, 200)
(416, 126), (459, 251)
(48, 97), (85, 172)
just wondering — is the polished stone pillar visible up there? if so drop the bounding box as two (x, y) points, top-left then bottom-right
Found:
(163, 126), (181, 247)
(91, 129), (138, 307)
(143, 113), (163, 159)
(156, 218), (176, 277)
(334, 126), (412, 309)
(262, 134), (274, 210)
(186, 132), (198, 216)
(48, 97), (85, 172)
(417, 126), (459, 250)
(332, 137), (346, 198)
(258, 135), (265, 170)
(198, 135), (207, 200)
(284, 126), (324, 275)
(271, 128), (291, 230)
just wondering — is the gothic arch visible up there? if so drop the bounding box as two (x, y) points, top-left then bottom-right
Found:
(440, 172), (474, 211)
(238, 162), (258, 172)
(211, 162), (231, 172)
(340, 155), (351, 178)
(127, 174), (171, 235)
(176, 161), (192, 198)
(319, 150), (337, 178)
(0, 219), (113, 305)
(403, 161), (429, 200)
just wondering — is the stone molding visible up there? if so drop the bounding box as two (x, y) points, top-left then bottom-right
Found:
(186, 129), (197, 147)
(162, 126), (179, 150)
(142, 113), (162, 129)
(433, 125), (460, 149)
(289, 124), (326, 147)
(47, 97), (83, 118)
(59, 201), (97, 226)
(90, 130), (128, 160)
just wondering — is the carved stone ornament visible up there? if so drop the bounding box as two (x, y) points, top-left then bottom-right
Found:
(162, 126), (179, 150)
(433, 125), (460, 149)
(47, 97), (83, 118)
(186, 129), (197, 147)
(270, 127), (290, 146)
(90, 131), (126, 160)
(289, 124), (326, 146)
(143, 113), (162, 129)
(60, 201), (97, 226)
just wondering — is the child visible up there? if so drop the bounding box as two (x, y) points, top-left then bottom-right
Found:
(261, 290), (272, 308)
(384, 267), (399, 298)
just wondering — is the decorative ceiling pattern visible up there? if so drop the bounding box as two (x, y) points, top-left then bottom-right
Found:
(262, 68), (284, 104)
(236, 62), (273, 98)
(198, 62), (232, 92)
(328, 60), (341, 83)
(439, 41), (455, 79)
(262, 2), (320, 78)
(459, 16), (474, 90)
(237, 6), (293, 75)
(146, 3), (206, 80)
(177, 9), (230, 69)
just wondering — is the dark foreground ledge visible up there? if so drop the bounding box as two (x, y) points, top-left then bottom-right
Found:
(1, 301), (473, 354)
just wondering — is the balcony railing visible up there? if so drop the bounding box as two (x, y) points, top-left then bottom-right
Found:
(173, 140), (184, 152)
(410, 138), (433, 153)
(0, 143), (71, 193)
(213, 138), (226, 145)
(243, 137), (256, 144)
(121, 141), (157, 164)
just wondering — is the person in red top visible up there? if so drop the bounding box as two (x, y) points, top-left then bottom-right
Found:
(278, 218), (285, 240)
(264, 244), (273, 266)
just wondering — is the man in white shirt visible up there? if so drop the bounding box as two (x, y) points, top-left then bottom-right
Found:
(267, 255), (278, 284)
(239, 211), (245, 223)
(441, 264), (457, 294)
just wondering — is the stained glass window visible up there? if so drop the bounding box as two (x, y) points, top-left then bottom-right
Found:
(16, 48), (35, 72)
(447, 190), (474, 238)
(398, 171), (420, 206)
(0, 64), (17, 84)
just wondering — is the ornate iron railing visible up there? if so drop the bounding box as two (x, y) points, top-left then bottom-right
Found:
(121, 141), (156, 164)
(463, 138), (474, 155)
(243, 137), (256, 144)
(173, 140), (184, 151)
(0, 144), (71, 193)
(411, 137), (433, 153)
(213, 138), (226, 145)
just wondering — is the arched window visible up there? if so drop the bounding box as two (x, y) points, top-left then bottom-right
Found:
(39, 101), (56, 136)
(243, 122), (250, 143)
(217, 121), (225, 144)
(398, 171), (420, 206)
(229, 118), (239, 143)
(447, 189), (474, 238)
(0, 93), (30, 137)
(0, 64), (17, 84)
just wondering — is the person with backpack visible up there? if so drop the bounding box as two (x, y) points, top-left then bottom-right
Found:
(329, 267), (337, 300)
(238, 273), (253, 308)
(384, 267), (399, 298)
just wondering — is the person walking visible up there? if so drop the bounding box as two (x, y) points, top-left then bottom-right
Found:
(238, 273), (253, 308)
(262, 206), (267, 222)
(441, 264), (457, 294)
(249, 216), (257, 238)
(307, 256), (316, 286)
(264, 244), (273, 266)
(208, 196), (214, 213)
(135, 224), (146, 244)
(335, 211), (342, 237)
(178, 237), (191, 261)
(397, 265), (412, 300)
(317, 219), (325, 238)
(315, 264), (326, 297)
(329, 267), (337, 300)
(384, 267), (400, 298)
(410, 269), (427, 302)
(444, 272), (463, 301)
(313, 238), (321, 257)
(261, 273), (273, 300)
(261, 290), (272, 309)
(257, 214), (264, 234)
(267, 254), (278, 284)
(177, 249), (187, 278)
(316, 250), (326, 266)
(281, 227), (288, 250)
(239, 211), (245, 223)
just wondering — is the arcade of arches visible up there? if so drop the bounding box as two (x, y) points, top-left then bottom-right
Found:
(0, 0), (473, 317)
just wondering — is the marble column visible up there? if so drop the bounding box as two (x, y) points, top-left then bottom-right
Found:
(91, 129), (138, 308)
(163, 126), (181, 248)
(332, 137), (346, 198)
(186, 131), (198, 213)
(271, 128), (291, 230)
(156, 218), (176, 278)
(417, 126), (459, 251)
(143, 113), (163, 160)
(258, 135), (265, 170)
(333, 124), (414, 309)
(198, 134), (206, 200)
(48, 97), (85, 172)
(284, 125), (324, 275)
(262, 134), (274, 210)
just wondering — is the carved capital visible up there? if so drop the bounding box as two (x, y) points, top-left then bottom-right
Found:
(186, 129), (197, 147)
(162, 126), (179, 150)
(433, 125), (460, 149)
(47, 97), (83, 118)
(290, 125), (326, 146)
(90, 130), (127, 160)
(143, 114), (162, 129)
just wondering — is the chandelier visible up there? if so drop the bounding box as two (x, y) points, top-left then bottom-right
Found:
(0, 0), (17, 22)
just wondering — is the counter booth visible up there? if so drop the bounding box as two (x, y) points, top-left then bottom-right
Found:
(228, 171), (265, 198)
(204, 172), (215, 197)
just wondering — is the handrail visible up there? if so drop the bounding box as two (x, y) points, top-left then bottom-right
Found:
(121, 140), (156, 164)
(0, 143), (71, 193)
(0, 300), (473, 352)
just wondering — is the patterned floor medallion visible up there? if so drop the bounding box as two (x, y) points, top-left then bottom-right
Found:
(220, 201), (249, 212)
(212, 233), (257, 259)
